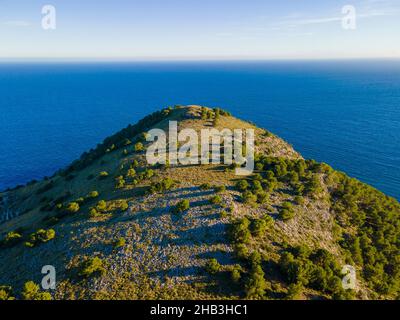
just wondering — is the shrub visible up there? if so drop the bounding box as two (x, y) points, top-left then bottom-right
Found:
(235, 180), (249, 191)
(241, 191), (257, 205)
(214, 185), (226, 193)
(235, 243), (249, 259)
(25, 229), (55, 247)
(205, 258), (221, 274)
(251, 219), (268, 237)
(286, 283), (303, 300)
(230, 218), (251, 244)
(286, 171), (299, 185)
(149, 178), (175, 193)
(199, 183), (211, 190)
(95, 200), (106, 211)
(174, 200), (190, 213)
(256, 191), (269, 204)
(249, 251), (262, 267)
(127, 168), (136, 178)
(209, 195), (222, 205)
(113, 237), (126, 249)
(0, 285), (14, 300)
(134, 142), (144, 152)
(120, 200), (129, 211)
(144, 169), (154, 179)
(245, 264), (267, 299)
(99, 171), (109, 179)
(231, 265), (242, 283)
(279, 202), (295, 221)
(79, 257), (106, 278)
(21, 281), (51, 300)
(75, 197), (85, 204)
(87, 191), (99, 198)
(252, 180), (263, 192)
(262, 178), (278, 192)
(294, 195), (304, 205)
(131, 159), (139, 167)
(66, 202), (80, 213)
(201, 107), (208, 120)
(89, 208), (101, 218)
(115, 176), (126, 189)
(1, 231), (23, 247)
(305, 174), (323, 196)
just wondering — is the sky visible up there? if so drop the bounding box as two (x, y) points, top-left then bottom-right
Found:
(0, 0), (399, 60)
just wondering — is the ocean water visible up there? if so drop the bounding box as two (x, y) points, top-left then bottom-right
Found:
(0, 61), (399, 200)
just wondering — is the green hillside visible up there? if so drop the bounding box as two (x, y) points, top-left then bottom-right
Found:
(0, 105), (399, 300)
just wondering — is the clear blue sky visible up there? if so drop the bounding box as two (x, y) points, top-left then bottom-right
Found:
(0, 0), (399, 60)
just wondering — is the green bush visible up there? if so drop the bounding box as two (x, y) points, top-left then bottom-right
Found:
(305, 174), (322, 196)
(279, 202), (295, 221)
(113, 237), (126, 249)
(199, 183), (211, 190)
(87, 191), (99, 198)
(96, 200), (107, 211)
(127, 168), (136, 178)
(252, 180), (263, 192)
(174, 200), (190, 213)
(209, 195), (222, 205)
(235, 243), (249, 259)
(241, 191), (257, 205)
(245, 264), (267, 299)
(149, 178), (175, 194)
(75, 197), (85, 204)
(134, 142), (144, 152)
(231, 265), (242, 283)
(230, 218), (251, 244)
(278, 246), (346, 298)
(99, 171), (109, 179)
(0, 285), (14, 300)
(251, 219), (268, 237)
(286, 283), (303, 300)
(131, 159), (139, 167)
(115, 176), (126, 189)
(79, 257), (106, 278)
(21, 281), (51, 300)
(294, 195), (304, 205)
(256, 191), (269, 204)
(89, 207), (101, 218)
(66, 202), (80, 213)
(235, 180), (249, 191)
(214, 185), (226, 193)
(25, 229), (55, 247)
(120, 200), (129, 212)
(144, 169), (154, 179)
(1, 231), (23, 247)
(205, 258), (221, 274)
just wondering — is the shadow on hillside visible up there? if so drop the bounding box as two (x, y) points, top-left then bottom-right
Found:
(160, 222), (230, 247)
(146, 249), (240, 298)
(164, 187), (215, 200)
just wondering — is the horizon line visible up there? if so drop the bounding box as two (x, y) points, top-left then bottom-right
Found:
(1, 56), (400, 63)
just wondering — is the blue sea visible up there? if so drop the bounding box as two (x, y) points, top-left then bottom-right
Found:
(0, 60), (399, 200)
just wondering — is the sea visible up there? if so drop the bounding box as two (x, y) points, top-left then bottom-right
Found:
(0, 60), (399, 200)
